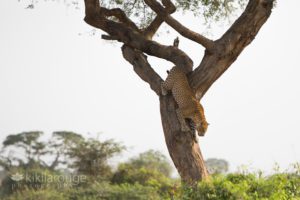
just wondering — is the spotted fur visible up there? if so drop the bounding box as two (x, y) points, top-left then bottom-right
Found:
(161, 66), (209, 136)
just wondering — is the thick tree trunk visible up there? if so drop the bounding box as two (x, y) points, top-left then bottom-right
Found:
(122, 46), (208, 182)
(160, 95), (208, 183)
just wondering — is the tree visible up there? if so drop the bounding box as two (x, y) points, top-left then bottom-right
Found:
(0, 131), (48, 170)
(205, 158), (229, 174)
(126, 150), (173, 177)
(81, 0), (274, 183)
(0, 131), (124, 180)
(0, 131), (84, 171)
(111, 150), (173, 196)
(21, 0), (274, 183)
(112, 150), (173, 183)
(67, 138), (125, 179)
(48, 131), (85, 170)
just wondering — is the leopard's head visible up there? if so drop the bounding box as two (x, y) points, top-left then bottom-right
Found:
(193, 114), (209, 136)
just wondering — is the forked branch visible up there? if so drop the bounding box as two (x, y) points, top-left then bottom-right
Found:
(143, 0), (176, 39)
(189, 0), (274, 99)
(84, 0), (193, 74)
(144, 0), (214, 50)
(100, 7), (140, 32)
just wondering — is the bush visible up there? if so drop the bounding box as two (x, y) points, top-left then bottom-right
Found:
(175, 173), (300, 200)
(4, 182), (162, 200)
(85, 182), (161, 200)
(3, 189), (66, 200)
(2, 171), (299, 200)
(0, 167), (71, 196)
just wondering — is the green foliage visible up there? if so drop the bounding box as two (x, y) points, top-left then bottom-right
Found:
(20, 0), (247, 27)
(112, 164), (172, 189)
(100, 0), (246, 24)
(3, 189), (66, 200)
(3, 131), (43, 147)
(97, 0), (247, 27)
(68, 182), (162, 200)
(68, 138), (125, 180)
(176, 0), (246, 22)
(0, 166), (71, 196)
(125, 150), (173, 177)
(2, 170), (300, 200)
(0, 131), (47, 170)
(111, 150), (174, 197)
(3, 182), (162, 200)
(175, 172), (300, 200)
(0, 131), (125, 180)
(52, 131), (84, 146)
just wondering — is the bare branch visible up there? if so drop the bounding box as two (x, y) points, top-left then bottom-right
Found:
(122, 45), (163, 95)
(189, 0), (274, 99)
(101, 34), (119, 40)
(144, 0), (214, 50)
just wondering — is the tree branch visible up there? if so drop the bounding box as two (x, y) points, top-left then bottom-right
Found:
(144, 0), (214, 50)
(84, 0), (193, 73)
(101, 34), (119, 40)
(122, 45), (163, 95)
(189, 0), (274, 99)
(143, 0), (176, 39)
(100, 7), (140, 32)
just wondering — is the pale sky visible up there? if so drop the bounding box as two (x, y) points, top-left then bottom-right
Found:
(0, 0), (299, 173)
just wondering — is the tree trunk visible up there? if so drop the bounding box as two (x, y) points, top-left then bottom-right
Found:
(121, 46), (208, 183)
(160, 95), (208, 183)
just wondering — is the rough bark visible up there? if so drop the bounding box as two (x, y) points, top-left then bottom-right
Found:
(83, 0), (274, 183)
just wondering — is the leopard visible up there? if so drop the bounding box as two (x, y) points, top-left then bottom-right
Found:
(161, 66), (209, 136)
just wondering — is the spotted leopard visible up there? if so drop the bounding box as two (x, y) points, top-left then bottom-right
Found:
(161, 66), (209, 136)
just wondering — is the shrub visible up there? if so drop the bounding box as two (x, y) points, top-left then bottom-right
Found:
(2, 188), (66, 200)
(175, 173), (300, 200)
(63, 182), (162, 200)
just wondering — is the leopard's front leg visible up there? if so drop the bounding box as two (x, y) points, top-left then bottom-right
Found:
(176, 108), (191, 132)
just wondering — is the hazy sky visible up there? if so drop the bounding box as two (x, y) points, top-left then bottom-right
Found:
(0, 0), (299, 173)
